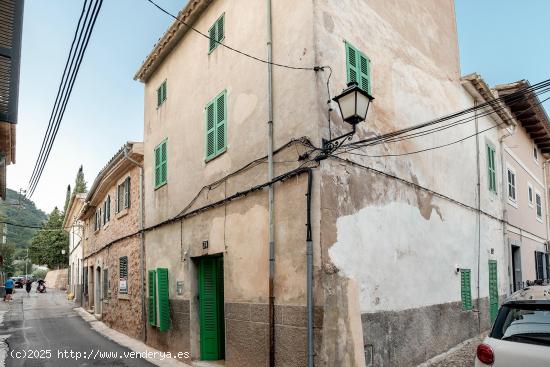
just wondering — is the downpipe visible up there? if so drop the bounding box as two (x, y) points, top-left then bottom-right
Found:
(265, 0), (275, 366)
(305, 169), (314, 367)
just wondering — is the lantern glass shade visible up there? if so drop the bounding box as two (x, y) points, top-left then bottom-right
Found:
(333, 82), (374, 125)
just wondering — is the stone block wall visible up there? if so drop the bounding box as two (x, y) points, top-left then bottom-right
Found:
(146, 298), (191, 363)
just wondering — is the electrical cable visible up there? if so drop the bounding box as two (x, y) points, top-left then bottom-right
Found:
(27, 0), (91, 193)
(27, 0), (103, 197)
(343, 86), (550, 152)
(336, 94), (550, 158)
(146, 0), (328, 72)
(337, 79), (550, 153)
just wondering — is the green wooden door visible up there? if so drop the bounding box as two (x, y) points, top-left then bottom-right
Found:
(199, 256), (225, 360)
(488, 260), (499, 324)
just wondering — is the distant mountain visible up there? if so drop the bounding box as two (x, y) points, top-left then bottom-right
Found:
(0, 188), (48, 249)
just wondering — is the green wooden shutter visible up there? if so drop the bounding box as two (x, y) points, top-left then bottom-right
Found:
(460, 269), (472, 310)
(346, 42), (371, 93)
(157, 268), (170, 332)
(160, 141), (167, 184)
(359, 53), (371, 94)
(217, 15), (224, 43)
(208, 23), (217, 52)
(200, 257), (222, 360)
(157, 87), (161, 107)
(346, 43), (359, 86)
(489, 260), (499, 323)
(148, 269), (157, 326)
(216, 92), (226, 154)
(154, 146), (161, 187)
(206, 101), (216, 159)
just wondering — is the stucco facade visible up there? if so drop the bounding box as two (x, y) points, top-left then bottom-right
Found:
(134, 0), (547, 366)
(80, 142), (144, 340)
(63, 193), (86, 303)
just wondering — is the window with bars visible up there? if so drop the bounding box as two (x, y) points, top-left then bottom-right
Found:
(345, 42), (371, 94)
(157, 80), (167, 107)
(460, 269), (472, 311)
(208, 14), (225, 53)
(154, 140), (168, 188)
(487, 144), (497, 194)
(119, 256), (128, 294)
(205, 91), (227, 161)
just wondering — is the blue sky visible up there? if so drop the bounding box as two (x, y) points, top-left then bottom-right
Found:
(7, 1), (550, 213)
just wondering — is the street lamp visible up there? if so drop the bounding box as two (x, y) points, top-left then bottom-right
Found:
(321, 82), (374, 154)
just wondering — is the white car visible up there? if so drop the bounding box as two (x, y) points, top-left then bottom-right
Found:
(475, 285), (550, 367)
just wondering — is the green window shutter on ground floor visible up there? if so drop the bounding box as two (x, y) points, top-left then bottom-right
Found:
(148, 269), (156, 326)
(460, 269), (472, 310)
(157, 268), (170, 332)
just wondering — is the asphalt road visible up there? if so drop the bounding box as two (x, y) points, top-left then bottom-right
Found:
(0, 286), (155, 367)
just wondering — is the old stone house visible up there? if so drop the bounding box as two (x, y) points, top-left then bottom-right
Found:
(80, 142), (144, 340)
(133, 0), (549, 366)
(63, 192), (86, 304)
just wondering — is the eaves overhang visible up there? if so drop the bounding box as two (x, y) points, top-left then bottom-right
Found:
(134, 0), (212, 83)
(79, 142), (143, 220)
(461, 73), (516, 129)
(494, 80), (550, 154)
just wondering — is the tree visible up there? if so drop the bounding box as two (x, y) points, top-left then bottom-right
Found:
(64, 184), (71, 213)
(73, 165), (87, 194)
(0, 242), (16, 276)
(29, 207), (68, 269)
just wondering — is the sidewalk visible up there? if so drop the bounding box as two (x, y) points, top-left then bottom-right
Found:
(74, 308), (192, 367)
(417, 332), (487, 367)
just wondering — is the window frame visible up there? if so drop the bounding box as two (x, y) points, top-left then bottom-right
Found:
(486, 143), (497, 195)
(535, 191), (543, 221)
(119, 256), (128, 295)
(205, 90), (228, 162)
(156, 80), (167, 107)
(533, 145), (539, 164)
(506, 165), (517, 205)
(208, 13), (225, 54)
(154, 139), (168, 189)
(528, 182), (534, 208)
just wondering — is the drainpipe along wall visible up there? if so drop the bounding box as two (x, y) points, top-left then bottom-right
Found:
(499, 127), (514, 296)
(123, 146), (146, 342)
(265, 1), (275, 366)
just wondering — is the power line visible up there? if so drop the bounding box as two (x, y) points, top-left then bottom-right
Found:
(0, 221), (48, 230)
(335, 94), (550, 158)
(338, 79), (550, 153)
(146, 0), (326, 71)
(27, 0), (103, 197)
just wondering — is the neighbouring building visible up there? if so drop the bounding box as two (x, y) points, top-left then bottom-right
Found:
(494, 81), (550, 287)
(0, 0), (24, 199)
(133, 0), (547, 366)
(80, 142), (144, 340)
(63, 192), (86, 304)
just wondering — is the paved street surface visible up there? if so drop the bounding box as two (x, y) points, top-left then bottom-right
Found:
(421, 334), (486, 367)
(0, 286), (154, 367)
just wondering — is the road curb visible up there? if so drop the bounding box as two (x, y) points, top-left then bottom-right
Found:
(74, 307), (192, 367)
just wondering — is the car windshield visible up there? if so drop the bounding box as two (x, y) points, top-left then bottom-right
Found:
(491, 303), (550, 346)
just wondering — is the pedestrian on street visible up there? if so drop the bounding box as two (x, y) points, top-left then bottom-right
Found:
(25, 279), (32, 296)
(4, 277), (14, 301)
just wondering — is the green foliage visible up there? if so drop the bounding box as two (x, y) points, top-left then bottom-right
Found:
(73, 165), (87, 195)
(32, 268), (48, 280)
(14, 258), (33, 276)
(0, 188), (48, 249)
(0, 242), (16, 276)
(64, 185), (71, 213)
(29, 207), (69, 269)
